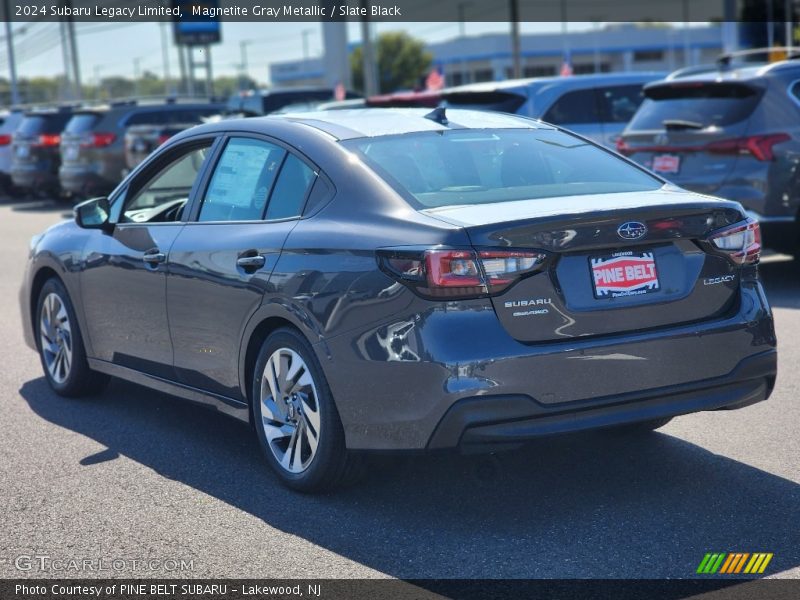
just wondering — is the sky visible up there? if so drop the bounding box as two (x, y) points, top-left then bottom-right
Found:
(0, 21), (598, 85)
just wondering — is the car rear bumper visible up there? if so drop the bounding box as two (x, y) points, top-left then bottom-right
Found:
(59, 166), (114, 195)
(323, 280), (776, 451)
(11, 165), (58, 191)
(428, 350), (775, 450)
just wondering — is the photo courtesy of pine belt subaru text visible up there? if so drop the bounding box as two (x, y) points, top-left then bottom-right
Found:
(19, 108), (777, 492)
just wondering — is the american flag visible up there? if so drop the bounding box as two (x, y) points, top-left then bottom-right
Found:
(560, 53), (573, 77)
(425, 66), (444, 91)
(333, 82), (346, 101)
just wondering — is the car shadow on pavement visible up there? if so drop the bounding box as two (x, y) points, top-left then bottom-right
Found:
(18, 376), (800, 579)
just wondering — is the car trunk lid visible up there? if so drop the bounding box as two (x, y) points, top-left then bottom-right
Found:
(423, 189), (745, 342)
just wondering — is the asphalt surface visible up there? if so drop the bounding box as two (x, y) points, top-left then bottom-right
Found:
(0, 197), (798, 580)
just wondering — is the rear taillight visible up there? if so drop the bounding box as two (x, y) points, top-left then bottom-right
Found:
(706, 134), (790, 161)
(81, 132), (116, 148)
(380, 248), (548, 298)
(34, 134), (61, 147)
(0, 134), (11, 146)
(615, 137), (633, 156)
(158, 133), (172, 145)
(708, 218), (761, 265)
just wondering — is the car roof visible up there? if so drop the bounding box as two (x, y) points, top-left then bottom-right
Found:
(263, 108), (553, 140)
(444, 72), (666, 95)
(663, 60), (800, 84)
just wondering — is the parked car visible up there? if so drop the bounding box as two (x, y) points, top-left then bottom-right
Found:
(617, 59), (800, 253)
(442, 72), (665, 147)
(366, 90), (443, 108)
(59, 99), (224, 198)
(21, 108), (776, 492)
(0, 109), (25, 194)
(125, 120), (214, 172)
(10, 107), (74, 196)
(225, 87), (361, 116)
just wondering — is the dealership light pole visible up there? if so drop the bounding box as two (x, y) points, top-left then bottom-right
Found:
(359, 0), (379, 95)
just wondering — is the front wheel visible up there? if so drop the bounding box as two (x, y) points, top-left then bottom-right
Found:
(252, 328), (362, 492)
(36, 278), (109, 397)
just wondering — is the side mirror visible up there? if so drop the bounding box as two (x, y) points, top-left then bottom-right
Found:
(74, 197), (111, 231)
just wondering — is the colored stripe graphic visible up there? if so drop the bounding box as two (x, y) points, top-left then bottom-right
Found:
(699, 553), (774, 575)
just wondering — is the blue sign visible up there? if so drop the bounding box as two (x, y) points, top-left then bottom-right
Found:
(173, 1), (222, 46)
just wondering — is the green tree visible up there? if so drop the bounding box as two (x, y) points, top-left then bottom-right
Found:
(350, 31), (433, 94)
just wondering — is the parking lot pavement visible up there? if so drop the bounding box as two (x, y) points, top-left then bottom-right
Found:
(0, 196), (797, 580)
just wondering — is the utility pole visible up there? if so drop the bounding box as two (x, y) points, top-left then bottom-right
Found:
(93, 65), (102, 100)
(65, 3), (82, 100)
(510, 0), (521, 79)
(359, 0), (379, 95)
(301, 28), (313, 60)
(59, 21), (72, 99)
(133, 57), (141, 97)
(786, 0), (793, 50)
(239, 40), (251, 89)
(3, 1), (20, 105)
(457, 2), (470, 38)
(160, 22), (172, 95)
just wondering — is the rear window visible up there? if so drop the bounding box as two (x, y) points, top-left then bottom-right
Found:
(629, 83), (763, 130)
(65, 113), (102, 134)
(443, 91), (526, 114)
(18, 114), (71, 135)
(344, 129), (661, 209)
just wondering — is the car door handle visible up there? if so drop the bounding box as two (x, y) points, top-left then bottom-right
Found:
(236, 254), (266, 269)
(142, 249), (166, 264)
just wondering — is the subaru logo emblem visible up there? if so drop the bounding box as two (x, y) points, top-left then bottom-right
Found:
(617, 221), (647, 240)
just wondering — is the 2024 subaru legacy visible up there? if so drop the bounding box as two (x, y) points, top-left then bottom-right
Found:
(20, 108), (777, 491)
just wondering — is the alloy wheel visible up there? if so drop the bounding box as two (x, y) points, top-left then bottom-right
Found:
(259, 348), (322, 473)
(39, 292), (73, 384)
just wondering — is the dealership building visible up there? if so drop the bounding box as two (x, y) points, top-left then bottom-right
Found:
(269, 23), (730, 88)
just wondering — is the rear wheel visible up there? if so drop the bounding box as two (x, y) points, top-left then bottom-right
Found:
(252, 328), (363, 492)
(36, 278), (109, 397)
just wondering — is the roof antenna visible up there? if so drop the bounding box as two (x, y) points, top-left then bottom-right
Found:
(424, 104), (448, 126)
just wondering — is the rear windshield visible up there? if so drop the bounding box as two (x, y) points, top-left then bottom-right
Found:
(18, 114), (71, 135)
(629, 83), (763, 130)
(65, 113), (102, 134)
(443, 91), (527, 114)
(343, 129), (661, 209)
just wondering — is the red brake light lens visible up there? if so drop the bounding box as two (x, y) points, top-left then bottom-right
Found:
(0, 134), (11, 146)
(615, 137), (632, 156)
(708, 218), (761, 265)
(91, 132), (116, 147)
(35, 134), (61, 147)
(158, 133), (173, 146)
(381, 249), (548, 298)
(706, 134), (789, 161)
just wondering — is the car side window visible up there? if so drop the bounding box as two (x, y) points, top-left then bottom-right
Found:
(199, 137), (286, 222)
(598, 84), (645, 123)
(121, 143), (212, 223)
(265, 154), (316, 220)
(542, 89), (601, 125)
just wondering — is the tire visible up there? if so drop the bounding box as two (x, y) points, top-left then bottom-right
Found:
(35, 278), (109, 397)
(251, 327), (363, 492)
(608, 416), (673, 435)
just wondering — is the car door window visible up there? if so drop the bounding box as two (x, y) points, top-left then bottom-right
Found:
(199, 137), (286, 222)
(265, 154), (316, 220)
(542, 89), (600, 125)
(121, 143), (212, 223)
(598, 84), (645, 123)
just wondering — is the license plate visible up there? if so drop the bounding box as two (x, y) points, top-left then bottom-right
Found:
(65, 146), (79, 161)
(652, 154), (680, 174)
(590, 251), (660, 299)
(16, 145), (29, 158)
